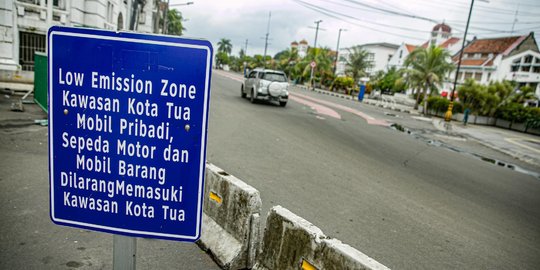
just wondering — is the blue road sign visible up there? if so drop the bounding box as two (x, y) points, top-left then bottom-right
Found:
(48, 26), (213, 241)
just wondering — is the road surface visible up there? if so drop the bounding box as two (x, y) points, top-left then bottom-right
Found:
(207, 71), (540, 269)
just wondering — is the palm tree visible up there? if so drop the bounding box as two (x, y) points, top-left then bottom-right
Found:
(167, 9), (186, 36)
(301, 47), (334, 87)
(217, 38), (232, 55)
(512, 85), (538, 104)
(403, 45), (454, 113)
(276, 48), (299, 78)
(344, 46), (373, 85)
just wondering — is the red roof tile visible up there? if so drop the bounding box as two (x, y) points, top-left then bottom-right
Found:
(405, 44), (417, 53)
(439, 37), (460, 49)
(463, 35), (524, 54)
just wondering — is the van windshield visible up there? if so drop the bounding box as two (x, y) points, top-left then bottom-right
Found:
(262, 73), (287, 82)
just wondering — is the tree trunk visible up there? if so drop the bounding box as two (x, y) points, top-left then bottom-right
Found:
(413, 88), (421, 110)
(422, 82), (429, 115)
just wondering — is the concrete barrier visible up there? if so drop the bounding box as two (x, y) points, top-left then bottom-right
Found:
(254, 206), (390, 270)
(197, 163), (262, 269)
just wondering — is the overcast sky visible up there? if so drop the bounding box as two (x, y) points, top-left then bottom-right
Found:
(172, 0), (540, 57)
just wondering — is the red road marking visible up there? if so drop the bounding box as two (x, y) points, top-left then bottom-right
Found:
(289, 95), (341, 119)
(290, 92), (390, 127)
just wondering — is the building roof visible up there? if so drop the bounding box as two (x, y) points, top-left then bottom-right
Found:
(456, 58), (493, 67)
(439, 37), (460, 49)
(359, 42), (399, 49)
(405, 44), (418, 53)
(463, 35), (526, 54)
(433, 23), (451, 33)
(291, 41), (298, 45)
(299, 39), (308, 45)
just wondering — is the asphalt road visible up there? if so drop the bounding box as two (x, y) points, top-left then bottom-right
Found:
(207, 71), (540, 269)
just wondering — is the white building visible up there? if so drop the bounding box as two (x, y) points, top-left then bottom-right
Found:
(447, 32), (540, 96)
(336, 42), (398, 77)
(388, 23), (461, 71)
(0, 0), (159, 83)
(291, 39), (309, 58)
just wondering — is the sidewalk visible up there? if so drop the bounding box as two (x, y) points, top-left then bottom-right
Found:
(0, 94), (220, 269)
(299, 84), (540, 169)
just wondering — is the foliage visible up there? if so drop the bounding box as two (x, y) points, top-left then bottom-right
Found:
(426, 96), (464, 115)
(458, 79), (517, 117)
(215, 51), (230, 67)
(217, 38), (232, 55)
(167, 9), (185, 36)
(403, 45), (455, 112)
(371, 67), (406, 93)
(495, 103), (540, 125)
(511, 85), (537, 104)
(330, 76), (354, 93)
(343, 46), (372, 85)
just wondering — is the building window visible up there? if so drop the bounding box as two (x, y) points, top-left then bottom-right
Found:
(367, 53), (374, 61)
(524, 55), (533, 64)
(474, 53), (481, 59)
(533, 66), (540, 73)
(399, 50), (403, 59)
(19, 32), (46, 71)
(464, 72), (473, 80)
(388, 54), (393, 62)
(107, 2), (114, 23)
(487, 72), (491, 81)
(522, 66), (531, 72)
(474, 73), (482, 81)
(511, 65), (519, 72)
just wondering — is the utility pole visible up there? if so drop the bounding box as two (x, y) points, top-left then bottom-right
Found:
(263, 12), (271, 69)
(313, 20), (323, 48)
(445, 0), (478, 122)
(511, 4), (519, 34)
(243, 39), (249, 76)
(310, 20), (323, 89)
(334, 28), (346, 76)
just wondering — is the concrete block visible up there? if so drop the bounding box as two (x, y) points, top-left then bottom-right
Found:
(197, 163), (262, 270)
(254, 206), (390, 270)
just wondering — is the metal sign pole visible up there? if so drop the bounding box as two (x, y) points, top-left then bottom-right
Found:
(113, 235), (137, 270)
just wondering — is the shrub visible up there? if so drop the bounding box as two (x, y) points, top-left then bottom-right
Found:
(452, 102), (464, 114)
(330, 76), (354, 92)
(495, 104), (540, 124)
(427, 96), (450, 115)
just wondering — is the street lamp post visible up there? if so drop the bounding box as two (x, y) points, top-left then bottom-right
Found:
(334, 28), (347, 76)
(444, 0), (477, 122)
(163, 1), (193, 34)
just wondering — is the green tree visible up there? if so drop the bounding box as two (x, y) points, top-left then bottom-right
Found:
(215, 51), (230, 68)
(167, 9), (186, 36)
(403, 45), (454, 113)
(302, 47), (335, 88)
(373, 67), (406, 93)
(217, 38), (232, 55)
(275, 48), (299, 79)
(512, 85), (538, 104)
(343, 46), (373, 85)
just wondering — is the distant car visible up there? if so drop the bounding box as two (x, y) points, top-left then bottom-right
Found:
(241, 68), (289, 107)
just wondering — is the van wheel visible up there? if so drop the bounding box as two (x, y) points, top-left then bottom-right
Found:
(250, 89), (256, 103)
(279, 101), (287, 107)
(241, 85), (246, 98)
